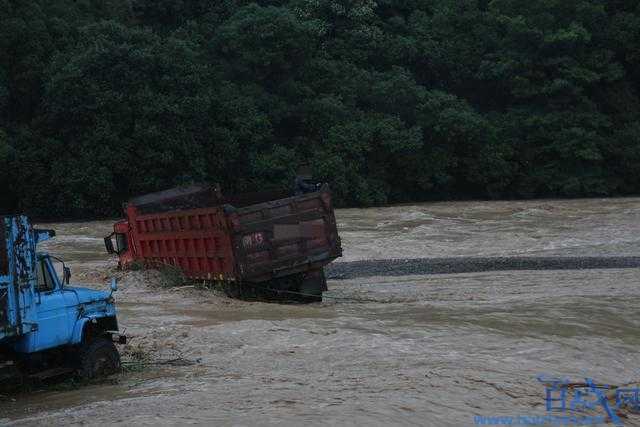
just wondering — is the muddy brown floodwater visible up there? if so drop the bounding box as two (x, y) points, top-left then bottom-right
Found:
(1, 198), (640, 426)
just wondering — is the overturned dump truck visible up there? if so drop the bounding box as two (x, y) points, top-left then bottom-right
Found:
(1, 216), (123, 386)
(105, 184), (342, 301)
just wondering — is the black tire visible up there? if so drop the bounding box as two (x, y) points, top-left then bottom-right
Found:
(77, 337), (121, 379)
(298, 269), (327, 301)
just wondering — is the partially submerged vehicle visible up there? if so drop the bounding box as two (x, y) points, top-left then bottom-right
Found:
(105, 183), (342, 301)
(1, 216), (124, 385)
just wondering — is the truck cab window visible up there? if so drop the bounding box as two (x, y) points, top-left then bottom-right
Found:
(36, 259), (55, 292)
(116, 233), (128, 253)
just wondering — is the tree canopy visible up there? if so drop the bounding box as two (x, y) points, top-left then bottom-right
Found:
(1, 0), (639, 218)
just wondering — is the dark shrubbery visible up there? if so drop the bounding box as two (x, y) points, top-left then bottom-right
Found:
(1, 0), (639, 218)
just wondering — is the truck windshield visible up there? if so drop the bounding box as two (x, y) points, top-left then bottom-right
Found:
(36, 258), (55, 292)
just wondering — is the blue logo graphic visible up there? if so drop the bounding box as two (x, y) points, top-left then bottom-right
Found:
(473, 376), (640, 425)
(537, 375), (640, 425)
(616, 388), (640, 411)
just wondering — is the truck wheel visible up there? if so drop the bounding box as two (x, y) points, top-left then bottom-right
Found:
(77, 337), (121, 379)
(0, 362), (24, 391)
(298, 269), (327, 301)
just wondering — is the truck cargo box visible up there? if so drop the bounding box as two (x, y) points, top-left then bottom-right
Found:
(0, 216), (24, 342)
(105, 184), (342, 300)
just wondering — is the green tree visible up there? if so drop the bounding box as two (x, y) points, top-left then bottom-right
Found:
(22, 22), (207, 216)
(1, 0), (639, 218)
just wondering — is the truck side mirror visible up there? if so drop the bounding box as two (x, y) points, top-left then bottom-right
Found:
(110, 278), (118, 294)
(63, 266), (71, 285)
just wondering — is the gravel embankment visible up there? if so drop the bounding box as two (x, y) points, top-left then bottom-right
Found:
(325, 256), (640, 280)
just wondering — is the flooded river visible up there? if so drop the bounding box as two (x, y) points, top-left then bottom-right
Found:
(1, 198), (640, 426)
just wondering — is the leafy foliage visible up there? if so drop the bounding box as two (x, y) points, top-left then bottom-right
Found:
(1, 0), (639, 218)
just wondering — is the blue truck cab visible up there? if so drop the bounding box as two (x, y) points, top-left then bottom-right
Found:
(0, 216), (122, 382)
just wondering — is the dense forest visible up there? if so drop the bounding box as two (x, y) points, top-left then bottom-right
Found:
(1, 0), (639, 218)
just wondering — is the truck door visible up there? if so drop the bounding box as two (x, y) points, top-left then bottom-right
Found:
(33, 256), (73, 350)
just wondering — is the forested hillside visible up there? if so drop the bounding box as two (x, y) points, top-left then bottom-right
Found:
(1, 0), (639, 218)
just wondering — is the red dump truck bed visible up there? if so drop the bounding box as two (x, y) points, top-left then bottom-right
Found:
(105, 184), (342, 300)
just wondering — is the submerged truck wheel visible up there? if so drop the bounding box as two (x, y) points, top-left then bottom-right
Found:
(299, 270), (327, 298)
(77, 338), (121, 379)
(237, 269), (327, 303)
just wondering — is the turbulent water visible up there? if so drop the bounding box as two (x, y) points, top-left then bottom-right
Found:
(1, 198), (640, 426)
